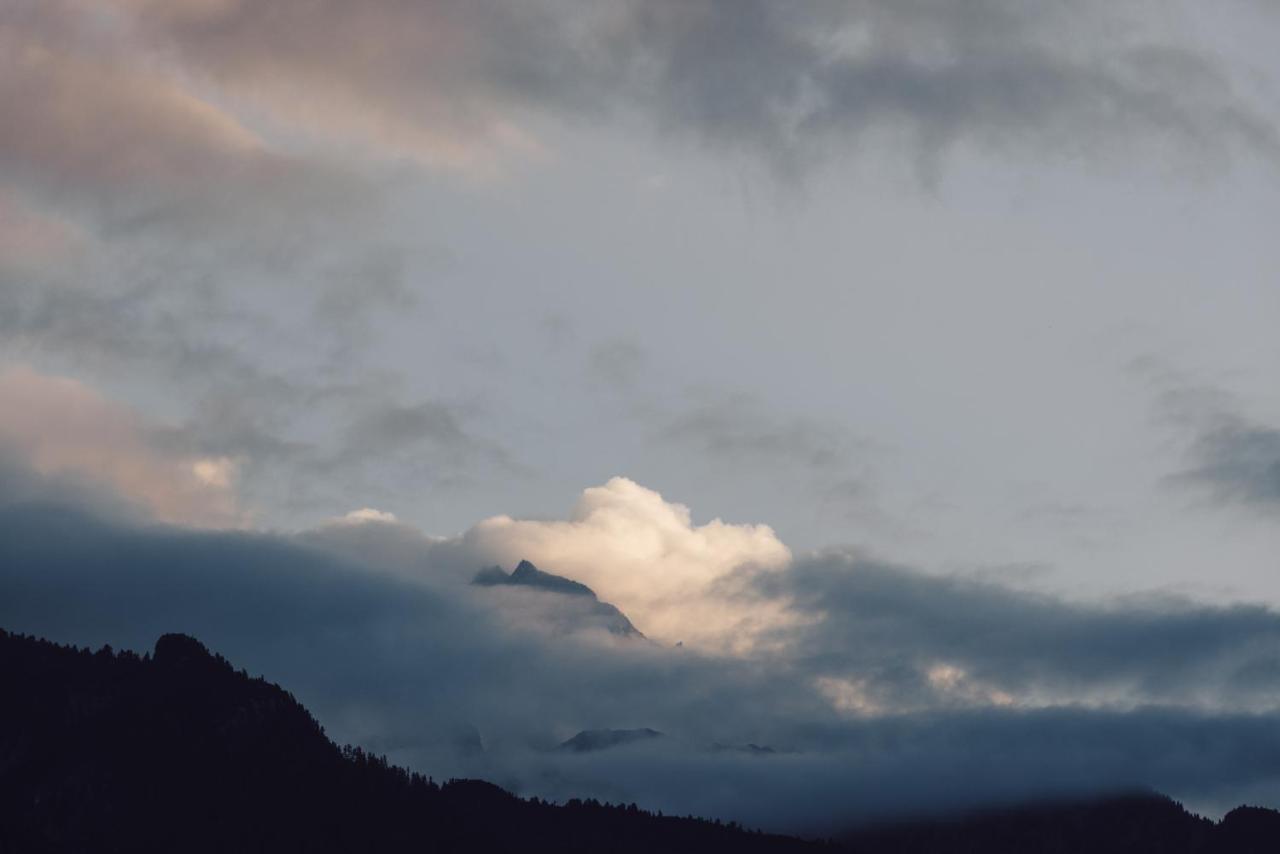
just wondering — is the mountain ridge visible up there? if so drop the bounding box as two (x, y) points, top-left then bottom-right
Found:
(0, 626), (802, 853)
(559, 727), (665, 753)
(2, 626), (1279, 853)
(472, 559), (645, 638)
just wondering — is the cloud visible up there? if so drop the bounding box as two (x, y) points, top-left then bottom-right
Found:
(0, 195), (82, 271)
(416, 476), (1280, 712)
(659, 391), (886, 530)
(0, 365), (242, 526)
(758, 552), (1280, 715)
(1179, 419), (1280, 510)
(0, 1), (1276, 832)
(4, 0), (1276, 538)
(0, 482), (829, 778)
(338, 507), (401, 525)
(4, 473), (1280, 831)
(309, 397), (524, 510)
(339, 400), (508, 466)
(647, 0), (1278, 177)
(586, 339), (647, 390)
(0, 2), (401, 411)
(525, 707), (1280, 832)
(12, 0), (1264, 186)
(107, 0), (569, 173)
(0, 1), (369, 233)
(457, 477), (793, 652)
(662, 392), (853, 470)
(1147, 366), (1280, 513)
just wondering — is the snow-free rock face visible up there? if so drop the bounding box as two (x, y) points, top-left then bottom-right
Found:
(502, 560), (596, 597)
(558, 728), (665, 753)
(472, 560), (645, 638)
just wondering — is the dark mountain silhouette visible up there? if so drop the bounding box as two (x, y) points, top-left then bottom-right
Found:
(711, 741), (779, 755)
(473, 559), (644, 638)
(840, 791), (1280, 854)
(0, 627), (807, 854)
(2, 625), (1279, 853)
(559, 727), (665, 753)
(476, 559), (596, 596)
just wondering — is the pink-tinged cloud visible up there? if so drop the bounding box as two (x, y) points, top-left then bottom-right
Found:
(0, 195), (82, 268)
(0, 4), (260, 192)
(0, 365), (243, 527)
(1, 0), (373, 236)
(101, 0), (556, 172)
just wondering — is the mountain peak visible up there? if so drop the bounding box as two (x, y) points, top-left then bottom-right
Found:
(559, 728), (664, 753)
(476, 560), (595, 598)
(153, 633), (214, 665)
(471, 561), (645, 639)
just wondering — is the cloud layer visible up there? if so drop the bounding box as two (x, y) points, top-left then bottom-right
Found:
(4, 0), (1277, 538)
(3, 455), (1280, 830)
(49, 0), (1275, 177)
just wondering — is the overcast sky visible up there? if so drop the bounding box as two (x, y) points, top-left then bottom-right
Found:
(3, 0), (1280, 831)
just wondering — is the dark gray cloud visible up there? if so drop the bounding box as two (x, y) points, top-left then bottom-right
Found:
(586, 339), (647, 390)
(0, 450), (147, 523)
(659, 391), (884, 526)
(104, 0), (1279, 177)
(1145, 365), (1280, 513)
(663, 392), (853, 469)
(4, 461), (1280, 830)
(756, 553), (1280, 714)
(343, 400), (486, 457)
(658, 6), (1242, 174)
(1180, 419), (1280, 510)
(324, 398), (523, 498)
(534, 708), (1280, 832)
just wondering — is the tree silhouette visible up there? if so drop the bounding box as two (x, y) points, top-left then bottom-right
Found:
(2, 626), (1278, 854)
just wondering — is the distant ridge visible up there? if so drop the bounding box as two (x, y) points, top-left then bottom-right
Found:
(711, 742), (778, 756)
(559, 728), (665, 753)
(2, 626), (1279, 853)
(839, 792), (1280, 853)
(473, 559), (645, 638)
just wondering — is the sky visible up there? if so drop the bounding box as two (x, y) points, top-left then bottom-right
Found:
(3, 0), (1280, 833)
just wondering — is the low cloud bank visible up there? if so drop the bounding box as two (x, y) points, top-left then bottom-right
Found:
(4, 457), (1280, 830)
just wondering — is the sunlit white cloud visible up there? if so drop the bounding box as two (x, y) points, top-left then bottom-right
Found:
(338, 507), (400, 524)
(459, 476), (794, 653)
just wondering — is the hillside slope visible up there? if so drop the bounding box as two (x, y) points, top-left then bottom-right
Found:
(0, 628), (807, 854)
(3, 626), (1279, 853)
